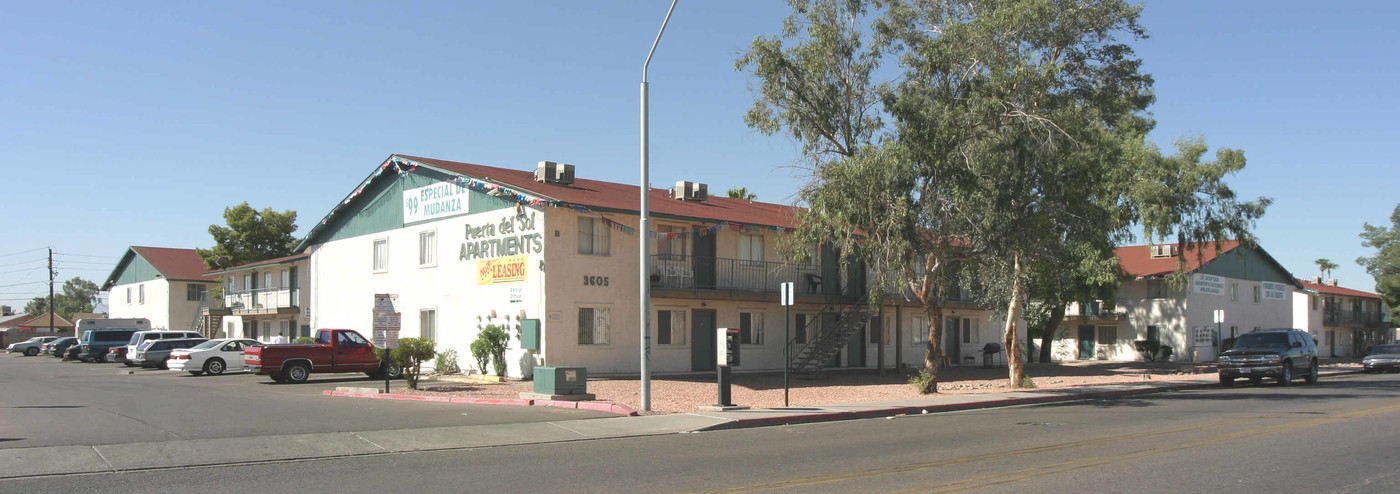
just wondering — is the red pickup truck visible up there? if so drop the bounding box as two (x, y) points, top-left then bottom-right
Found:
(243, 329), (402, 383)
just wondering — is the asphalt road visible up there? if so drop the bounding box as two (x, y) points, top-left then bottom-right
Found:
(0, 352), (610, 448)
(5, 369), (1397, 493)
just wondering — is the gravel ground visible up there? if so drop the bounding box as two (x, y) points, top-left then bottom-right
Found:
(394, 360), (1361, 415)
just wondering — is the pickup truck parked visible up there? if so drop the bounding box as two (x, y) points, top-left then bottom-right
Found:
(243, 329), (401, 383)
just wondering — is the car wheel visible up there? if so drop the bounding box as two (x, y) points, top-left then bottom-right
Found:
(1219, 375), (1234, 387)
(1278, 361), (1293, 386)
(159, 358), (171, 370)
(385, 363), (403, 379)
(204, 358), (226, 376)
(1304, 359), (1319, 384)
(188, 371), (204, 376)
(123, 361), (136, 367)
(285, 362), (311, 383)
(24, 347), (38, 356)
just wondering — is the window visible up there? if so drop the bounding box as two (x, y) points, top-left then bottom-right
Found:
(1146, 325), (1160, 342)
(740, 311), (765, 345)
(263, 322), (271, 338)
(657, 310), (686, 345)
(961, 318), (979, 344)
(738, 234), (764, 265)
(126, 287), (132, 305)
(279, 320), (289, 337)
(1252, 285), (1261, 303)
(578, 307), (611, 345)
(1230, 282), (1238, 302)
(186, 284), (206, 302)
(419, 230), (437, 267)
(656, 225), (687, 259)
(912, 315), (929, 344)
(1097, 326), (1117, 345)
(138, 285), (145, 305)
(870, 317), (881, 344)
(1146, 279), (1165, 299)
(577, 217), (610, 256)
(280, 269), (290, 288)
(794, 313), (812, 344)
(373, 238), (389, 272)
(1311, 295), (1319, 311)
(420, 309), (436, 341)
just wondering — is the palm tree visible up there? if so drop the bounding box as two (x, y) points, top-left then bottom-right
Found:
(1315, 258), (1338, 280)
(726, 187), (757, 200)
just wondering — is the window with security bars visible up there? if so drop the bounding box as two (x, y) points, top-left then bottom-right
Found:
(578, 307), (611, 345)
(657, 310), (686, 345)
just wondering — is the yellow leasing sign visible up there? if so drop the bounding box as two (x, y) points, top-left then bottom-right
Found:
(478, 255), (528, 285)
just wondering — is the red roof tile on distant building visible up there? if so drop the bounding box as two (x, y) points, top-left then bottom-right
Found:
(1114, 240), (1243, 278)
(129, 246), (215, 281)
(1297, 278), (1380, 299)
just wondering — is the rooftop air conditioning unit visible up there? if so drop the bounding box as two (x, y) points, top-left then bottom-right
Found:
(672, 181), (708, 201)
(534, 161), (575, 185)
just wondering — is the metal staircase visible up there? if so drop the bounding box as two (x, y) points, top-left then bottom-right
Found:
(788, 293), (873, 376)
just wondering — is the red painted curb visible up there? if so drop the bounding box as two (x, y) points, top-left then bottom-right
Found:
(535, 400), (580, 409)
(449, 397), (534, 406)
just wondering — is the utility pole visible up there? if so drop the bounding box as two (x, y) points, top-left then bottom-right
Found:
(48, 248), (56, 335)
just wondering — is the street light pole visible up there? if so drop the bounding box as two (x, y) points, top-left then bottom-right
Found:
(640, 0), (678, 413)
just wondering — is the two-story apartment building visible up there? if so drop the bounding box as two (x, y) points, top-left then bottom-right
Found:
(205, 253), (310, 342)
(1298, 278), (1393, 357)
(102, 246), (219, 331)
(1054, 241), (1304, 362)
(298, 155), (1023, 377)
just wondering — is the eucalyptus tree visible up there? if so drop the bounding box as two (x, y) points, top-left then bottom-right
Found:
(1358, 204), (1400, 320)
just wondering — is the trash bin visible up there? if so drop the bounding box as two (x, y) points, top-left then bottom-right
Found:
(982, 343), (1003, 368)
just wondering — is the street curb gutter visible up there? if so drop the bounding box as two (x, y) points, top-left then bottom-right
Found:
(321, 390), (639, 416)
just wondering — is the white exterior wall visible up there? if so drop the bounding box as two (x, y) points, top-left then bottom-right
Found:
(311, 206), (547, 377)
(108, 279), (173, 330)
(1055, 275), (1296, 362)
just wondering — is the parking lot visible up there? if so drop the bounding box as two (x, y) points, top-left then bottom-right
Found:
(0, 352), (611, 449)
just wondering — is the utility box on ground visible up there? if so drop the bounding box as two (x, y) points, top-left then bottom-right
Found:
(533, 366), (587, 395)
(520, 319), (540, 350)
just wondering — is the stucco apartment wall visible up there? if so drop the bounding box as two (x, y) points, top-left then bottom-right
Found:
(311, 206), (547, 377)
(108, 280), (173, 330)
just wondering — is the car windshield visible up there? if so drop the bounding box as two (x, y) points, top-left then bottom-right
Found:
(1368, 344), (1400, 355)
(1233, 333), (1288, 348)
(190, 340), (222, 350)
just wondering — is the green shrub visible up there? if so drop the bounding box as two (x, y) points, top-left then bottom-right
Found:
(293, 336), (316, 344)
(907, 368), (934, 393)
(375, 338), (436, 389)
(435, 348), (461, 375)
(472, 324), (510, 376)
(1134, 339), (1162, 362)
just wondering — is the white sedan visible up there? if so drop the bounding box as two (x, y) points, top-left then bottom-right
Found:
(168, 338), (262, 376)
(7, 336), (59, 356)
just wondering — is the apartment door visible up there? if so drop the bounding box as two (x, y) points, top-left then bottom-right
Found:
(820, 245), (841, 296)
(1078, 325), (1095, 360)
(691, 309), (717, 371)
(846, 323), (866, 367)
(1326, 330), (1335, 358)
(693, 234), (716, 289)
(822, 313), (841, 367)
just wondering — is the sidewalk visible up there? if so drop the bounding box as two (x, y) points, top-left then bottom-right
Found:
(0, 366), (1362, 480)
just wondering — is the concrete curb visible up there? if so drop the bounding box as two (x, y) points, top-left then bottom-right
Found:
(702, 368), (1365, 431)
(321, 390), (639, 416)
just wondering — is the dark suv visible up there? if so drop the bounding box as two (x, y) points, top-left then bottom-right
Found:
(1218, 328), (1319, 386)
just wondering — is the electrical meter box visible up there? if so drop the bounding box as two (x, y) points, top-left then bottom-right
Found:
(533, 366), (587, 395)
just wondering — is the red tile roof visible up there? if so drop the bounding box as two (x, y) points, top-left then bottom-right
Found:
(129, 246), (216, 282)
(1114, 240), (1243, 278)
(1297, 278), (1380, 299)
(401, 155), (802, 228)
(210, 253), (310, 275)
(15, 313), (74, 329)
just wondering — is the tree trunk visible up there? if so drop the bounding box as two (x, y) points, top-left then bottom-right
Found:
(1005, 253), (1028, 387)
(914, 252), (945, 394)
(1038, 303), (1066, 363)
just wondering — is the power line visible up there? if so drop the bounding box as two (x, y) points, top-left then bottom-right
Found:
(0, 258), (46, 268)
(0, 247), (49, 258)
(54, 260), (115, 266)
(0, 266), (47, 276)
(54, 253), (120, 259)
(0, 281), (47, 288)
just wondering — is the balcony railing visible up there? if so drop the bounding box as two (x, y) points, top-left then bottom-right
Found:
(1324, 309), (1385, 326)
(1064, 299), (1128, 319)
(650, 255), (860, 297)
(223, 287), (299, 312)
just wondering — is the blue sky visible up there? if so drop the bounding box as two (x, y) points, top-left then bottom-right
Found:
(2, 1), (1396, 310)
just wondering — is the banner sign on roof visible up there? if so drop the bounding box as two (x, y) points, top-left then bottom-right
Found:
(403, 182), (470, 224)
